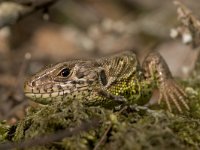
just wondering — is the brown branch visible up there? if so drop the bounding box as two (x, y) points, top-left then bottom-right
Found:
(0, 0), (58, 28)
(0, 119), (100, 150)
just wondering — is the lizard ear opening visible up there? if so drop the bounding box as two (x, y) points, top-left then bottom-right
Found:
(99, 69), (108, 86)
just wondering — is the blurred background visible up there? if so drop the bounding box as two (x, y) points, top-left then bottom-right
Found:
(0, 0), (199, 123)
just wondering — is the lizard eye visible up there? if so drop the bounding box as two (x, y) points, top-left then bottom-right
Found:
(60, 68), (71, 77)
(99, 70), (108, 86)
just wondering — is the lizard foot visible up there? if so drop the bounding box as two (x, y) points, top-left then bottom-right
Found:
(158, 79), (189, 113)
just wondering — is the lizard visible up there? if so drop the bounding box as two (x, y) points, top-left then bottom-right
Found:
(24, 51), (189, 112)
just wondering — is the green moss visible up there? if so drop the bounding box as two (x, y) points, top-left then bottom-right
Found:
(1, 77), (200, 149)
(0, 120), (10, 142)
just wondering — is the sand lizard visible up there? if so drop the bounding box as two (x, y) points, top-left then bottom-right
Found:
(24, 51), (189, 112)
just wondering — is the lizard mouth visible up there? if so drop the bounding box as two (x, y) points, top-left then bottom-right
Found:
(25, 92), (56, 104)
(24, 90), (71, 105)
(25, 92), (56, 99)
(24, 82), (63, 99)
(25, 90), (71, 99)
(24, 89), (50, 104)
(24, 81), (71, 102)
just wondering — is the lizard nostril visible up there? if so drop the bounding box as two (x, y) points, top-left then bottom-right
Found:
(31, 81), (36, 87)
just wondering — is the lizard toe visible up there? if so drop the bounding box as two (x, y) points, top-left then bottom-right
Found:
(159, 79), (189, 113)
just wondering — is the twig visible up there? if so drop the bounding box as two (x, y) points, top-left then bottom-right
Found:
(0, 119), (100, 150)
(93, 123), (112, 150)
(93, 106), (127, 150)
(14, 52), (32, 101)
(172, 0), (200, 48)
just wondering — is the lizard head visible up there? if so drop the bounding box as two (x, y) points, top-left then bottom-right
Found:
(24, 51), (139, 105)
(24, 60), (103, 104)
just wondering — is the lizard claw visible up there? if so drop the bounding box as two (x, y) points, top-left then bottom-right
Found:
(158, 79), (189, 113)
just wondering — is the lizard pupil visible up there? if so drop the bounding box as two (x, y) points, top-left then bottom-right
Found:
(61, 68), (70, 77)
(99, 70), (107, 86)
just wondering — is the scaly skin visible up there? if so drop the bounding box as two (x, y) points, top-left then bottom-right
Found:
(24, 51), (189, 112)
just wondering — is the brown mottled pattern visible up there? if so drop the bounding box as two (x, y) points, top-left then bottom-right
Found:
(24, 51), (189, 112)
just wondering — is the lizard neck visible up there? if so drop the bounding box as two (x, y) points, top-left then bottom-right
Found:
(105, 70), (151, 105)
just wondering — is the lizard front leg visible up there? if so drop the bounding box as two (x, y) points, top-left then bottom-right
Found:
(142, 52), (189, 112)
